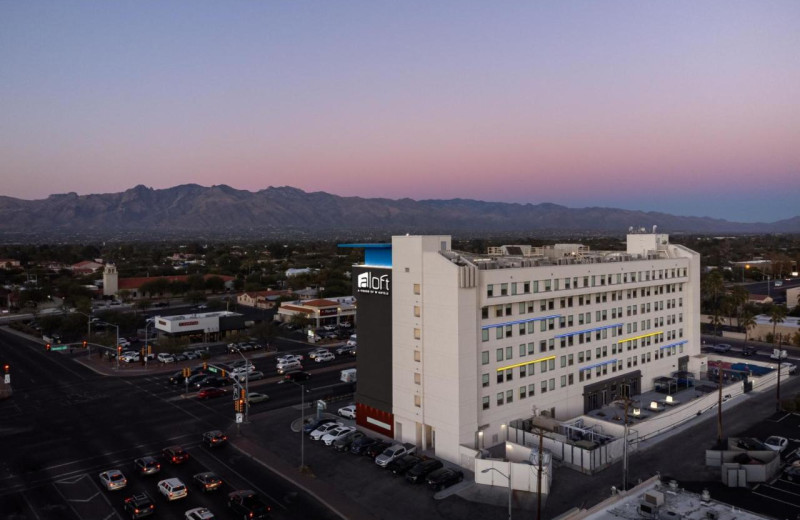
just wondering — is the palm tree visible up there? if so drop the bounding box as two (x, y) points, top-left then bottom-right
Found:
(769, 304), (788, 345)
(740, 311), (756, 350)
(708, 313), (725, 338)
(730, 285), (749, 328)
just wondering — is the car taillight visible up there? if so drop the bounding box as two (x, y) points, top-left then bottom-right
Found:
(172, 457), (177, 462)
(134, 509), (140, 513)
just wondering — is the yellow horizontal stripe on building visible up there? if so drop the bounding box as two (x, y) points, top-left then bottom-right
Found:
(617, 331), (662, 343)
(496, 355), (556, 372)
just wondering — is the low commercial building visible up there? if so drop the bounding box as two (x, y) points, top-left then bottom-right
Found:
(153, 311), (246, 342)
(237, 290), (291, 309)
(275, 296), (356, 328)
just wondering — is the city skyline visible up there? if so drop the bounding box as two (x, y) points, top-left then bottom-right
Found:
(2, 1), (799, 222)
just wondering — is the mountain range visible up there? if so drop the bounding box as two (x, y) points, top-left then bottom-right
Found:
(0, 184), (798, 240)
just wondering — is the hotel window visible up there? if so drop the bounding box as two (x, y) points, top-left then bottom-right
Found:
(482, 396), (490, 410)
(511, 282), (518, 295)
(541, 381), (548, 393)
(505, 369), (513, 382)
(414, 350), (421, 362)
(561, 375), (567, 387)
(528, 383), (536, 396)
(495, 306), (503, 318)
(414, 284), (421, 295)
(414, 306), (420, 317)
(520, 386), (527, 399)
(519, 344), (527, 357)
(568, 354), (574, 366)
(560, 356), (566, 368)
(414, 395), (421, 407)
(548, 359), (555, 370)
(533, 280), (539, 293)
(549, 378), (555, 391)
(482, 351), (489, 365)
(541, 362), (548, 373)
(496, 328), (503, 340)
(414, 328), (421, 340)
(497, 392), (504, 406)
(482, 329), (489, 342)
(569, 374), (574, 385)
(506, 346), (513, 359)
(544, 279), (552, 292)
(528, 363), (535, 375)
(414, 372), (421, 385)
(501, 283), (508, 296)
(496, 349), (503, 362)
(524, 282), (530, 293)
(487, 285), (494, 297)
(519, 302), (526, 314)
(482, 307), (489, 319)
(482, 374), (490, 387)
(497, 372), (503, 384)
(519, 365), (527, 377)
(505, 304), (512, 316)
(505, 325), (513, 338)
(527, 342), (535, 355)
(506, 390), (513, 404)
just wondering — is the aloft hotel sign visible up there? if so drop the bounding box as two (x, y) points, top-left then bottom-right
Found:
(357, 270), (391, 296)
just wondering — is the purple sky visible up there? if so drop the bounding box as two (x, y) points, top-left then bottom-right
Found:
(2, 1), (798, 222)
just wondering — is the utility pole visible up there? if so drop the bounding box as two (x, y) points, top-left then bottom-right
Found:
(623, 398), (630, 491)
(776, 333), (783, 412)
(537, 427), (543, 520)
(717, 364), (723, 445)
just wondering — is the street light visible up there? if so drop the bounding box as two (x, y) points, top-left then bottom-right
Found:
(481, 462), (512, 520)
(285, 378), (311, 473)
(72, 310), (92, 356)
(99, 320), (120, 370)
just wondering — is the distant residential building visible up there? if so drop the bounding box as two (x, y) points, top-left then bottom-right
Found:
(276, 296), (356, 328)
(102, 264), (234, 299)
(71, 260), (104, 275)
(237, 290), (292, 309)
(292, 287), (319, 300)
(285, 267), (316, 278)
(0, 259), (21, 269)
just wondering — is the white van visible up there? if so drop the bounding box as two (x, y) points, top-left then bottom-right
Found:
(346, 334), (357, 347)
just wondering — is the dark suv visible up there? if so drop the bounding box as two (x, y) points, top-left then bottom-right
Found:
(284, 370), (311, 382)
(133, 456), (161, 476)
(406, 459), (444, 484)
(742, 346), (757, 356)
(123, 493), (155, 518)
(162, 446), (189, 464)
(202, 430), (227, 448)
(227, 490), (270, 519)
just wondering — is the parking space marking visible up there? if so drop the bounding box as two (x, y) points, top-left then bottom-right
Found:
(752, 489), (800, 507)
(20, 491), (42, 520)
(53, 474), (122, 520)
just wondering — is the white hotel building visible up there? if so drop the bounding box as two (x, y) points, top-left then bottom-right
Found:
(349, 231), (701, 467)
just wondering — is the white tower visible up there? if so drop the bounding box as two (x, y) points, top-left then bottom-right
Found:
(103, 264), (118, 297)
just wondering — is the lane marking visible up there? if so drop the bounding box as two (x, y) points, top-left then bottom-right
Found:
(198, 448), (288, 511)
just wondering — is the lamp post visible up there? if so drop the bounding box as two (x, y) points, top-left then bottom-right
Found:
(73, 310), (92, 356)
(100, 321), (120, 370)
(481, 463), (512, 520)
(285, 378), (310, 473)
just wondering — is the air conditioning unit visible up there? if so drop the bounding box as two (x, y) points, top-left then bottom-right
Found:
(643, 491), (665, 507)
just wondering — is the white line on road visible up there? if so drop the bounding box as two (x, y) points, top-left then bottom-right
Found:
(198, 448), (289, 511)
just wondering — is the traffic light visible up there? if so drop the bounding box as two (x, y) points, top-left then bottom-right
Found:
(117, 345), (122, 354)
(235, 397), (245, 413)
(147, 345), (152, 355)
(182, 367), (191, 378)
(45, 343), (51, 352)
(203, 362), (208, 371)
(221, 369), (226, 378)
(3, 365), (8, 374)
(82, 340), (88, 348)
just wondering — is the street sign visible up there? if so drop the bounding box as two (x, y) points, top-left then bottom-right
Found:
(3, 374), (9, 384)
(235, 413), (243, 424)
(51, 345), (68, 352)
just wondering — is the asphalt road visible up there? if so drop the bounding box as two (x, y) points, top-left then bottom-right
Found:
(0, 328), (350, 520)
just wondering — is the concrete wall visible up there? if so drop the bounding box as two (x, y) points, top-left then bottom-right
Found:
(475, 458), (551, 494)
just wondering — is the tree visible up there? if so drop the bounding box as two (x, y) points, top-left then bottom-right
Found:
(769, 304), (788, 345)
(708, 314), (725, 337)
(729, 285), (749, 328)
(740, 311), (756, 350)
(117, 289), (132, 304)
(205, 276), (225, 293)
(134, 299), (152, 315)
(289, 313), (313, 331)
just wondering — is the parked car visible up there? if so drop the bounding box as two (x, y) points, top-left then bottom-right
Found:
(764, 436), (789, 452)
(157, 477), (188, 501)
(784, 462), (800, 481)
(162, 446), (189, 464)
(303, 417), (337, 435)
(157, 353), (176, 363)
(120, 351), (140, 363)
(99, 469), (127, 491)
(350, 435), (378, 455)
(736, 438), (768, 451)
(338, 405), (356, 419)
(284, 370), (311, 382)
(123, 492), (155, 518)
(133, 456), (161, 476)
(742, 346), (757, 356)
(711, 344), (732, 353)
(310, 422), (343, 441)
(227, 490), (270, 520)
(314, 351), (336, 363)
(333, 431), (365, 452)
(388, 455), (422, 476)
(182, 351), (200, 360)
(184, 507), (215, 520)
(196, 377), (227, 389)
(427, 467), (464, 491)
(365, 440), (392, 459)
(781, 363), (797, 375)
(193, 471), (223, 493)
(247, 392), (269, 404)
(118, 338), (131, 348)
(202, 430), (228, 448)
(197, 387), (226, 400)
(406, 459), (444, 484)
(322, 426), (355, 446)
(188, 373), (212, 386)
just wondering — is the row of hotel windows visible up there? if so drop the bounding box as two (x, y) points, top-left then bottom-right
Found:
(482, 290), (683, 320)
(481, 312), (683, 342)
(486, 268), (688, 298)
(481, 345), (685, 409)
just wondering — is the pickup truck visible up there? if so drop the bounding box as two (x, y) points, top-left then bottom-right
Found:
(375, 443), (416, 467)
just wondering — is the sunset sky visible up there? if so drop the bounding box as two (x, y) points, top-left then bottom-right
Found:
(1, 1), (798, 222)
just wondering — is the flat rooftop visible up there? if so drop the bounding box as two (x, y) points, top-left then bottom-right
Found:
(155, 311), (242, 322)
